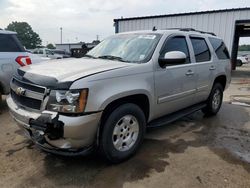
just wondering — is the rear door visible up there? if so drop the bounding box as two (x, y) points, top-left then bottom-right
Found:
(154, 35), (196, 118)
(189, 36), (215, 103)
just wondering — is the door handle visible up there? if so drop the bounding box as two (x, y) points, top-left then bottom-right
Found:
(186, 70), (194, 76)
(209, 66), (216, 70)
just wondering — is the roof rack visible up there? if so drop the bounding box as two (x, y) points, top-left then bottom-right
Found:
(166, 28), (216, 36)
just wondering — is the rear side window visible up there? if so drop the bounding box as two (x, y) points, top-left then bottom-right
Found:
(209, 37), (230, 59)
(160, 36), (190, 64)
(190, 37), (211, 62)
(0, 34), (24, 52)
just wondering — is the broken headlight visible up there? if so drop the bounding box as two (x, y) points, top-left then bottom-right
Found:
(47, 89), (88, 113)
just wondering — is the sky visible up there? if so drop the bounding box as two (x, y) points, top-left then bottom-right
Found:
(1, 0), (250, 45)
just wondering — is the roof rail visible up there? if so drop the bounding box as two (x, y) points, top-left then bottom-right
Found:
(166, 28), (216, 36)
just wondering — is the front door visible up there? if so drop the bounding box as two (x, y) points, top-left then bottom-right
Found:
(154, 35), (196, 118)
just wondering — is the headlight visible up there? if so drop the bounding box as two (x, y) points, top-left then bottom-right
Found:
(47, 89), (88, 113)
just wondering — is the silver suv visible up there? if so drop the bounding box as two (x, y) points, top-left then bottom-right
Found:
(0, 29), (46, 97)
(7, 29), (231, 163)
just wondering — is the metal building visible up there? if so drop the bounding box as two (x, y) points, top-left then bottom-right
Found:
(114, 8), (250, 69)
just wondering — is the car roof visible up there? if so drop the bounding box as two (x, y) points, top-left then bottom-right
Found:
(0, 29), (17, 35)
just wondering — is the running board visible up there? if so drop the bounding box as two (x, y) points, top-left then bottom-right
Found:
(147, 103), (207, 128)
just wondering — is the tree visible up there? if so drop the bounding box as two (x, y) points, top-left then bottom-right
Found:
(46, 43), (56, 49)
(239, 44), (250, 51)
(6, 21), (42, 49)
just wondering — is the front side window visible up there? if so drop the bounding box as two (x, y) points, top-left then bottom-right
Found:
(209, 37), (230, 60)
(160, 36), (190, 64)
(190, 37), (211, 62)
(86, 33), (162, 63)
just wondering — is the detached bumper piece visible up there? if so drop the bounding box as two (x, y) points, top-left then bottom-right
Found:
(29, 113), (64, 140)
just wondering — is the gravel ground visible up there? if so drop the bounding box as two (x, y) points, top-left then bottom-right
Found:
(0, 64), (250, 188)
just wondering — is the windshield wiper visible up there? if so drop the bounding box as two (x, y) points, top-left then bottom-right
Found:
(98, 55), (127, 62)
(84, 54), (97, 59)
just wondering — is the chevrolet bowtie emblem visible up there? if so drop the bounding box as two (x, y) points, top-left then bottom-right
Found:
(15, 87), (26, 96)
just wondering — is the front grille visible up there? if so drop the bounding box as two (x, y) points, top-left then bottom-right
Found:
(12, 78), (46, 94)
(11, 90), (42, 110)
(10, 78), (47, 111)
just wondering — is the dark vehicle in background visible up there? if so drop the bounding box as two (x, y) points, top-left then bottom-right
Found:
(52, 49), (71, 58)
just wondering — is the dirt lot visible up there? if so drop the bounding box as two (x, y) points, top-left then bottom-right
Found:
(0, 65), (250, 188)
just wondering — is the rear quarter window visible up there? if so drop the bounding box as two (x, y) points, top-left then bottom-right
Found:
(0, 34), (25, 52)
(209, 37), (230, 60)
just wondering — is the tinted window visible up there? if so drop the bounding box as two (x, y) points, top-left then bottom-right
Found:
(209, 37), (230, 59)
(190, 37), (211, 62)
(0, 34), (23, 52)
(160, 36), (190, 64)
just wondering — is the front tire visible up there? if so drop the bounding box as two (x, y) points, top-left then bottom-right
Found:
(202, 83), (223, 116)
(99, 103), (146, 163)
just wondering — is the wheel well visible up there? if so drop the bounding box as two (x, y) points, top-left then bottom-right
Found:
(214, 75), (226, 90)
(97, 94), (150, 145)
(100, 94), (150, 126)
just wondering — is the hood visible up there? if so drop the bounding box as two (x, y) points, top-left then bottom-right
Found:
(20, 57), (130, 82)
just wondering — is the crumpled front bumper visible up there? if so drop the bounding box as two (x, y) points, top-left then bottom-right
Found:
(6, 95), (102, 156)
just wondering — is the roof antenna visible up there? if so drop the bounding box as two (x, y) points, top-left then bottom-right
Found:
(152, 26), (157, 31)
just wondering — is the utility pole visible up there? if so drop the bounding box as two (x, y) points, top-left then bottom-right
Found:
(60, 27), (62, 44)
(96, 35), (99, 41)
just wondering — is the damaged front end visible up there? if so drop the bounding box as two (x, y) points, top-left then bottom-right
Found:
(7, 101), (97, 156)
(7, 95), (101, 156)
(6, 75), (102, 156)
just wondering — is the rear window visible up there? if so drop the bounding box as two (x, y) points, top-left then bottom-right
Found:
(209, 37), (230, 60)
(190, 37), (211, 62)
(0, 34), (25, 52)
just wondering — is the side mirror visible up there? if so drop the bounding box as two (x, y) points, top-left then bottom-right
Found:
(158, 51), (187, 68)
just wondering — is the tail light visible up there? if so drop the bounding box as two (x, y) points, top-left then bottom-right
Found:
(15, 56), (32, 67)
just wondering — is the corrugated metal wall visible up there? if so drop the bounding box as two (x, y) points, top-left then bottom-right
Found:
(116, 9), (250, 53)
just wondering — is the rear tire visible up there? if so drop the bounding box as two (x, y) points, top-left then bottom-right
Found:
(202, 83), (223, 116)
(99, 103), (146, 163)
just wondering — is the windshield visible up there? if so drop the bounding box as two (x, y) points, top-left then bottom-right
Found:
(86, 33), (162, 63)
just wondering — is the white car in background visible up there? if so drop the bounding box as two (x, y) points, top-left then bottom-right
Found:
(0, 29), (47, 96)
(33, 48), (63, 59)
(237, 55), (249, 66)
